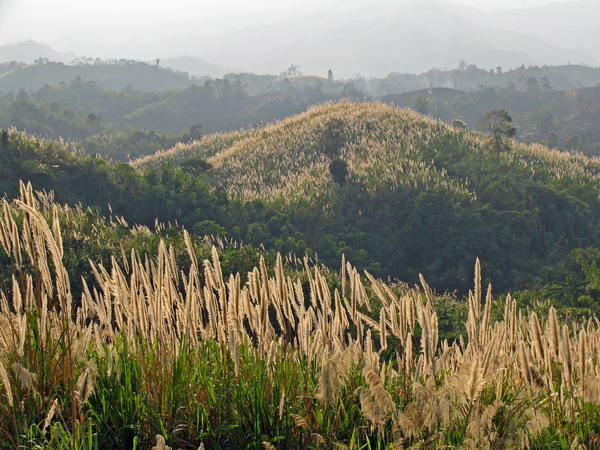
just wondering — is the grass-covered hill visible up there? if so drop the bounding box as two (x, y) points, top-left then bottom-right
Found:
(132, 101), (600, 298)
(133, 102), (477, 202)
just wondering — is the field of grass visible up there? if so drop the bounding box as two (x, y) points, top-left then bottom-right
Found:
(0, 183), (599, 449)
(132, 101), (600, 206)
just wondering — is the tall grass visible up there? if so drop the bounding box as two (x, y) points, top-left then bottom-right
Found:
(131, 101), (600, 209)
(1, 182), (600, 448)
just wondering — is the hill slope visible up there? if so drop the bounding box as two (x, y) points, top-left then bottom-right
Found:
(133, 102), (473, 202)
(0, 61), (201, 93)
(0, 40), (69, 64)
(133, 101), (600, 202)
(132, 102), (600, 293)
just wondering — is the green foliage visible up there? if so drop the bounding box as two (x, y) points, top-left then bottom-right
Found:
(451, 118), (467, 129)
(179, 156), (212, 176)
(188, 123), (203, 141)
(341, 83), (365, 100)
(329, 157), (349, 186)
(6, 100), (600, 298)
(477, 109), (517, 158)
(1, 129), (9, 149)
(319, 118), (346, 158)
(412, 94), (428, 115)
(0, 74), (336, 153)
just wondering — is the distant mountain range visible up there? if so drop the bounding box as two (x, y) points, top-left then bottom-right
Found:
(2, 2), (599, 78)
(160, 56), (232, 79)
(0, 41), (231, 79)
(197, 1), (600, 78)
(0, 40), (73, 64)
(2, 2), (599, 79)
(144, 1), (595, 78)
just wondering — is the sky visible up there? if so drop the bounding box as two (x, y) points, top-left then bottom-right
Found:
(0, 0), (596, 77)
(0, 0), (319, 56)
(0, 0), (577, 53)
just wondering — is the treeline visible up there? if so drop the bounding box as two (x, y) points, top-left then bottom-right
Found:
(393, 83), (600, 155)
(382, 62), (600, 94)
(0, 74), (338, 160)
(2, 67), (600, 164)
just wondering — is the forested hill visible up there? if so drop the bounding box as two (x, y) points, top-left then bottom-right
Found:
(0, 60), (201, 93)
(133, 102), (600, 298)
(4, 101), (600, 310)
(2, 61), (599, 163)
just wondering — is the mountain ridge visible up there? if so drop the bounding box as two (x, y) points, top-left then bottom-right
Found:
(2, 2), (598, 78)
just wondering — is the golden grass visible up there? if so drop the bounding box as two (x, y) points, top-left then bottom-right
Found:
(2, 183), (600, 447)
(131, 102), (600, 212)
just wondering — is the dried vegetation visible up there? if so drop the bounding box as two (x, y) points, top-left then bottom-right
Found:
(132, 101), (600, 207)
(0, 183), (600, 448)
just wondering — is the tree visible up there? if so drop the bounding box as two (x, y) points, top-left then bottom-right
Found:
(189, 124), (203, 141)
(1, 130), (8, 150)
(540, 76), (552, 91)
(546, 131), (559, 149)
(193, 220), (226, 238)
(341, 83), (363, 99)
(284, 64), (301, 76)
(329, 158), (349, 186)
(566, 135), (580, 151)
(525, 77), (540, 93)
(16, 88), (29, 101)
(180, 156), (212, 177)
(412, 95), (428, 115)
(319, 119), (345, 158)
(477, 110), (517, 159)
(86, 113), (100, 134)
(451, 119), (467, 129)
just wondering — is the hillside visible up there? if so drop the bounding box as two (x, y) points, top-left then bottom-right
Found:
(380, 83), (600, 152)
(133, 102), (473, 202)
(131, 102), (600, 295)
(0, 40), (70, 64)
(133, 101), (600, 202)
(0, 61), (201, 93)
(3, 100), (600, 297)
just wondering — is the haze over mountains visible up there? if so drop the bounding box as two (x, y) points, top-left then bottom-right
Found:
(1, 0), (598, 78)
(200, 1), (600, 77)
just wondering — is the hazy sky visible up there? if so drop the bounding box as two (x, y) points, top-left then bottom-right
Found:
(0, 0), (579, 55)
(0, 0), (595, 77)
(0, 0), (322, 56)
